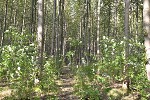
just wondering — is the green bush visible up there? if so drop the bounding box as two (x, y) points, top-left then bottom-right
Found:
(0, 44), (36, 98)
(74, 64), (100, 99)
(0, 28), (58, 99)
(74, 36), (150, 99)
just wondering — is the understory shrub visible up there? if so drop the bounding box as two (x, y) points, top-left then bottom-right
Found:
(0, 28), (58, 99)
(74, 36), (150, 99)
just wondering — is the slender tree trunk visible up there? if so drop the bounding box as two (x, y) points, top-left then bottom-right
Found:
(88, 0), (91, 62)
(44, 0), (48, 53)
(51, 0), (57, 56)
(30, 0), (37, 41)
(9, 0), (14, 25)
(85, 0), (90, 63)
(143, 0), (150, 38)
(0, 1), (4, 46)
(31, 0), (36, 34)
(1, 0), (8, 46)
(96, 0), (101, 58)
(135, 0), (139, 43)
(107, 4), (111, 37)
(21, 0), (27, 33)
(3, 0), (8, 32)
(79, 18), (82, 64)
(82, 11), (86, 64)
(34, 0), (37, 41)
(114, 0), (118, 36)
(91, 13), (94, 56)
(124, 0), (130, 75)
(63, 2), (67, 58)
(14, 6), (17, 27)
(143, 0), (150, 80)
(60, 0), (64, 57)
(37, 0), (44, 74)
(55, 0), (61, 59)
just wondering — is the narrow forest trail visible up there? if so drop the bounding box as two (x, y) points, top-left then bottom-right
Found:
(56, 66), (79, 100)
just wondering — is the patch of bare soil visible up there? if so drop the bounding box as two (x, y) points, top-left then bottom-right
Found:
(0, 86), (12, 100)
(56, 66), (79, 100)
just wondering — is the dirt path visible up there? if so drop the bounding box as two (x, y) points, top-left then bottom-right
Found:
(56, 66), (79, 100)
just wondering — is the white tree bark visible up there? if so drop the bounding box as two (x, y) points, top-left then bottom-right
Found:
(37, 0), (44, 68)
(143, 0), (150, 80)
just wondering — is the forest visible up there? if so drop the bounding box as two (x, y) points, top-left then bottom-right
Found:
(0, 0), (150, 100)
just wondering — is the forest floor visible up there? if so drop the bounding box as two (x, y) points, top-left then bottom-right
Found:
(0, 66), (79, 100)
(0, 65), (145, 100)
(0, 83), (12, 100)
(0, 66), (80, 100)
(56, 66), (80, 100)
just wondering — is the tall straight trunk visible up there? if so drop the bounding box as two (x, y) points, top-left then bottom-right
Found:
(87, 0), (91, 61)
(96, 0), (102, 74)
(55, 0), (61, 58)
(3, 0), (8, 32)
(9, 0), (14, 25)
(63, 1), (66, 57)
(33, 0), (37, 35)
(114, 0), (118, 36)
(1, 0), (8, 46)
(143, 0), (150, 80)
(121, 0), (130, 90)
(79, 18), (83, 64)
(30, 0), (37, 41)
(44, 0), (48, 53)
(96, 0), (101, 58)
(60, 0), (64, 57)
(37, 0), (44, 72)
(124, 0), (130, 75)
(21, 0), (27, 33)
(143, 0), (150, 38)
(91, 13), (94, 56)
(82, 0), (86, 63)
(31, 0), (36, 34)
(85, 0), (90, 63)
(14, 5), (17, 27)
(0, 1), (4, 46)
(51, 0), (57, 56)
(135, 0), (139, 43)
(14, 2), (19, 28)
(107, 4), (111, 37)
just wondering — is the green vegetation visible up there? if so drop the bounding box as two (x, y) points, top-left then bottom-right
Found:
(0, 28), (58, 99)
(0, 0), (150, 99)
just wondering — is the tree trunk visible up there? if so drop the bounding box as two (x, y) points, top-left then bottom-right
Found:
(9, 0), (14, 25)
(114, 0), (118, 36)
(1, 0), (8, 46)
(60, 0), (64, 57)
(107, 3), (111, 37)
(143, 0), (150, 38)
(51, 0), (57, 56)
(31, 0), (36, 34)
(37, 0), (44, 74)
(97, 0), (101, 58)
(87, 0), (91, 62)
(143, 0), (150, 80)
(21, 0), (27, 33)
(124, 0), (130, 75)
(135, 0), (139, 43)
